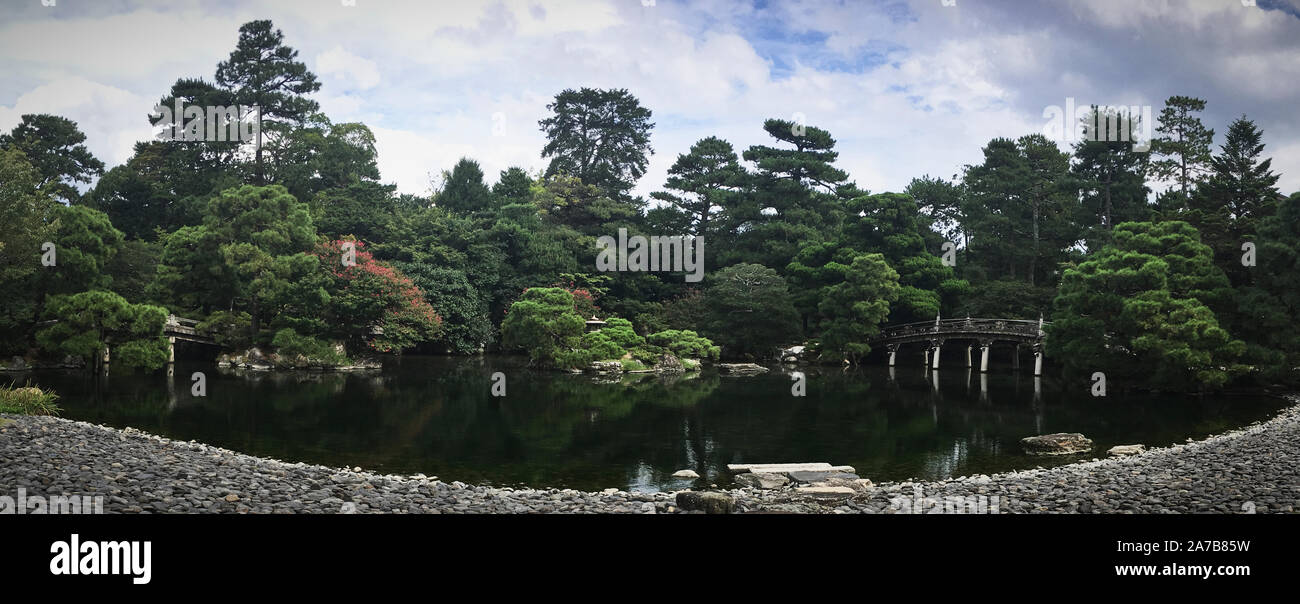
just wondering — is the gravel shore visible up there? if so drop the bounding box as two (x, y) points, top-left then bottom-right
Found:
(2, 395), (1297, 514)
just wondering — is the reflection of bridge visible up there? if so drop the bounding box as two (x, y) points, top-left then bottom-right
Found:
(869, 317), (1048, 376)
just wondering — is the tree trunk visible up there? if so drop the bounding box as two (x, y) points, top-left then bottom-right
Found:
(1103, 172), (1114, 228)
(255, 114), (264, 185)
(1031, 201), (1040, 286)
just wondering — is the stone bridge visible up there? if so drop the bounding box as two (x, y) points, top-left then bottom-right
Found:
(868, 317), (1048, 375)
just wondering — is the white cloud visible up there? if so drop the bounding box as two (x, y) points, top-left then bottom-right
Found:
(0, 77), (155, 168)
(0, 0), (1295, 204)
(315, 47), (382, 91)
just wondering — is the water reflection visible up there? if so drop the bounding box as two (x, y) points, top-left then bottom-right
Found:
(15, 358), (1289, 492)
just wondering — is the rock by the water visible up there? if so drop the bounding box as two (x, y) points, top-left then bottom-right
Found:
(777, 345), (807, 363)
(675, 491), (735, 514)
(653, 354), (685, 374)
(717, 363), (769, 375)
(1108, 444), (1146, 457)
(586, 361), (623, 374)
(672, 469), (700, 479)
(733, 472), (790, 489)
(1021, 433), (1093, 455)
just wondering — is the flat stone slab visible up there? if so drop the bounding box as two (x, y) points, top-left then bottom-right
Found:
(1108, 444), (1146, 457)
(728, 463), (857, 474)
(788, 470), (860, 483)
(796, 486), (856, 499)
(733, 472), (789, 489)
(717, 363), (769, 375)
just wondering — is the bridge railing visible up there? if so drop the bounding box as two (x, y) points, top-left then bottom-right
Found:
(870, 318), (1047, 342)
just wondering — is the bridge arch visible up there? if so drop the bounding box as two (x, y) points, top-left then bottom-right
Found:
(869, 317), (1048, 375)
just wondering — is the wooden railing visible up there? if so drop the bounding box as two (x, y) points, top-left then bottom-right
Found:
(870, 318), (1047, 344)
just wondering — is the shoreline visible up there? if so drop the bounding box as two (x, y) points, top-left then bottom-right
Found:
(2, 394), (1297, 513)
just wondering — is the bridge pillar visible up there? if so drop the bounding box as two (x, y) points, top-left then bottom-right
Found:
(923, 347), (929, 368)
(1033, 345), (1044, 377)
(1012, 344), (1020, 370)
(930, 342), (941, 370)
(168, 336), (176, 364)
(964, 345), (972, 368)
(979, 341), (991, 373)
(887, 344), (898, 367)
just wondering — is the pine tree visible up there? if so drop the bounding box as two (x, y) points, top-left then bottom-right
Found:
(1071, 106), (1151, 248)
(215, 20), (321, 184)
(0, 114), (104, 204)
(649, 136), (746, 237)
(1187, 116), (1280, 286)
(1048, 221), (1245, 392)
(538, 87), (654, 201)
(1150, 96), (1215, 206)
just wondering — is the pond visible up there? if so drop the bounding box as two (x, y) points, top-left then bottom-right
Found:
(13, 356), (1288, 492)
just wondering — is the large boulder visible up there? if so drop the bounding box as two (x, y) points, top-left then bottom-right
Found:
(653, 353), (685, 374)
(1021, 433), (1093, 455)
(675, 491), (735, 514)
(777, 345), (807, 364)
(718, 363), (769, 376)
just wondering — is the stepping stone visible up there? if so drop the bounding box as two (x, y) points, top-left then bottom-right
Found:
(1108, 444), (1145, 457)
(728, 463), (856, 474)
(733, 472), (789, 489)
(796, 486), (856, 500)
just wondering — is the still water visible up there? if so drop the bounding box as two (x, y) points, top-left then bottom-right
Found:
(17, 356), (1287, 492)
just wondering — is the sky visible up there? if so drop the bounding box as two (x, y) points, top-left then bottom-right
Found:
(2, 0), (1298, 201)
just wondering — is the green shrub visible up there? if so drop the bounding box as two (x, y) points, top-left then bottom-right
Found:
(271, 328), (349, 366)
(646, 330), (721, 361)
(600, 318), (645, 349)
(681, 358), (700, 371)
(0, 383), (60, 416)
(619, 358), (648, 372)
(629, 344), (667, 365)
(199, 310), (253, 350)
(554, 331), (630, 369)
(501, 288), (586, 366)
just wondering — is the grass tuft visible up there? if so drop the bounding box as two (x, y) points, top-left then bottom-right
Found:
(0, 383), (60, 416)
